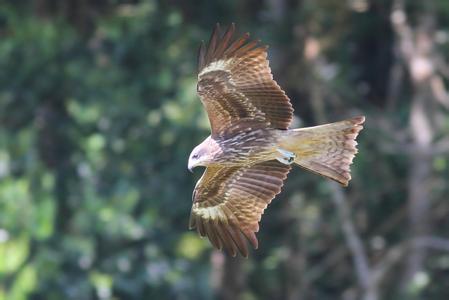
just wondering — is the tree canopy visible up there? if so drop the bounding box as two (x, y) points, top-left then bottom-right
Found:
(1, 1), (449, 299)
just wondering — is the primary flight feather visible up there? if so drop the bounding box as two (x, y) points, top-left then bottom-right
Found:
(188, 24), (365, 257)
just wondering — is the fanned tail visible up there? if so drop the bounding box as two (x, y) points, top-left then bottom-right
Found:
(279, 116), (365, 186)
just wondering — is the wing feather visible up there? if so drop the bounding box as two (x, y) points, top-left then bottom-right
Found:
(197, 24), (293, 136)
(214, 222), (238, 256)
(189, 161), (291, 257)
(205, 24), (220, 63)
(197, 41), (206, 72)
(214, 23), (235, 58)
(223, 32), (250, 57)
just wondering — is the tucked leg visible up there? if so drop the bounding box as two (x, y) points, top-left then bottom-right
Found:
(276, 148), (296, 165)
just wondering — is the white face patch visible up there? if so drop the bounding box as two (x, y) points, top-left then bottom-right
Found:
(188, 150), (200, 169)
(188, 142), (208, 170)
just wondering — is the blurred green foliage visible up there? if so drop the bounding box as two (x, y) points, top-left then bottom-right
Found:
(1, 0), (449, 300)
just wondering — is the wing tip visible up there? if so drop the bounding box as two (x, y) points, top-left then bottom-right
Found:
(192, 218), (259, 257)
(199, 24), (269, 73)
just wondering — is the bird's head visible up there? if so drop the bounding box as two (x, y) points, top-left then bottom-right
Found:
(188, 144), (208, 172)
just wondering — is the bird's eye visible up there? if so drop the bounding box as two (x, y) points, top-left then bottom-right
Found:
(192, 154), (199, 159)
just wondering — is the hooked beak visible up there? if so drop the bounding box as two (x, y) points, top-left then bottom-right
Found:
(188, 166), (193, 173)
(188, 160), (194, 173)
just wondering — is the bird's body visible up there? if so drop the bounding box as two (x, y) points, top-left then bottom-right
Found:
(188, 24), (365, 257)
(194, 128), (279, 166)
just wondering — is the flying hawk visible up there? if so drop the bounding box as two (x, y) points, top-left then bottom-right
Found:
(188, 24), (365, 257)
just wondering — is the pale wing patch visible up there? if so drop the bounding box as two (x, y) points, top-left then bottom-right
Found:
(192, 202), (233, 223)
(198, 58), (233, 77)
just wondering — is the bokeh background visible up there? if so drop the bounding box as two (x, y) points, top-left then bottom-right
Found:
(1, 0), (449, 299)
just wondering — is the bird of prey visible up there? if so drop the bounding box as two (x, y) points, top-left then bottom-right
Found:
(188, 24), (365, 257)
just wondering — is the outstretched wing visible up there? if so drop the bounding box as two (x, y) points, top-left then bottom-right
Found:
(189, 161), (291, 257)
(197, 24), (293, 137)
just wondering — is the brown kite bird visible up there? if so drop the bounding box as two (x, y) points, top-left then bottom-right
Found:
(188, 24), (365, 257)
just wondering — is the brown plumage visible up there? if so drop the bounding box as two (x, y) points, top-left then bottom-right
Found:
(188, 24), (365, 257)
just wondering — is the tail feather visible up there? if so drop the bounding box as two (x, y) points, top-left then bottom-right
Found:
(280, 116), (365, 186)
